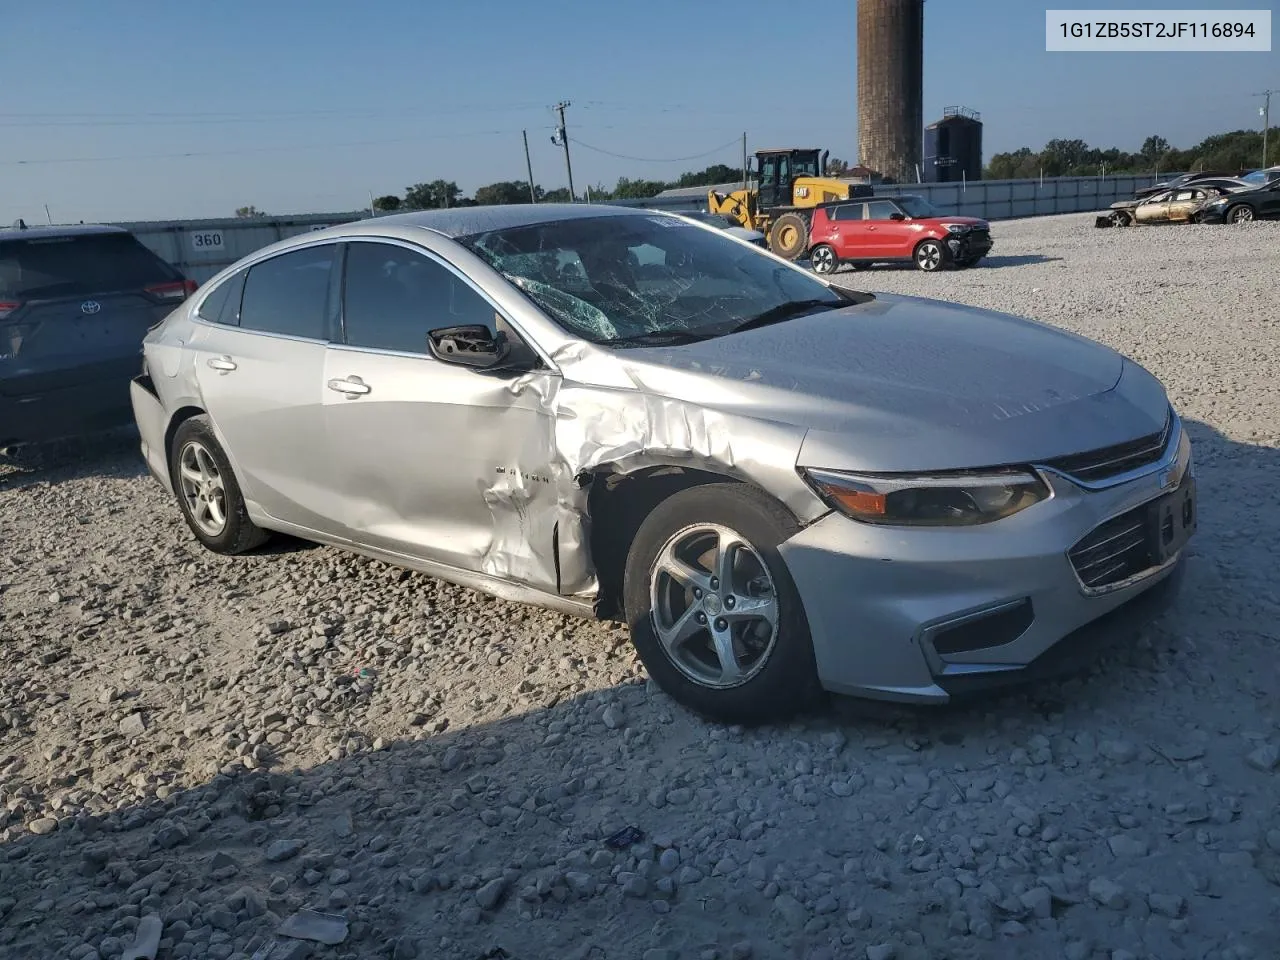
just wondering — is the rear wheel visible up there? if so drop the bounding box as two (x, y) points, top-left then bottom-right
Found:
(1226, 204), (1255, 224)
(623, 483), (821, 725)
(914, 239), (947, 272)
(169, 416), (269, 554)
(809, 244), (838, 275)
(1110, 210), (1132, 227)
(768, 213), (809, 261)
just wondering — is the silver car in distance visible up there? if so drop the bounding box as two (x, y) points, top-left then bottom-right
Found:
(130, 204), (1196, 725)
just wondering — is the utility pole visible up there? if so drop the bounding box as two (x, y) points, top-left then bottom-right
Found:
(522, 130), (537, 203)
(742, 133), (748, 191)
(1254, 90), (1275, 168)
(551, 101), (576, 201)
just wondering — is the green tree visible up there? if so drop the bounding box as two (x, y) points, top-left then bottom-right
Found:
(825, 157), (852, 176)
(612, 177), (667, 199)
(540, 187), (573, 202)
(235, 205), (263, 218)
(474, 181), (538, 205)
(372, 195), (402, 212)
(1140, 135), (1170, 163)
(404, 180), (461, 209)
(673, 163), (740, 188)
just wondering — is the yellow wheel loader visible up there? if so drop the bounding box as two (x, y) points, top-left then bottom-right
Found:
(708, 148), (873, 260)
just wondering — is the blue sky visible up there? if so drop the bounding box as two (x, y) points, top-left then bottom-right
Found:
(1, 0), (1275, 222)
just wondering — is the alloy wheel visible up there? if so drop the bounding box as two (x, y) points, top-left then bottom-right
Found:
(1228, 205), (1254, 224)
(648, 523), (779, 689)
(916, 241), (943, 271)
(177, 440), (228, 536)
(811, 246), (836, 274)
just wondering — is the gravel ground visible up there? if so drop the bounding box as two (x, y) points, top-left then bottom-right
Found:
(2, 213), (1279, 960)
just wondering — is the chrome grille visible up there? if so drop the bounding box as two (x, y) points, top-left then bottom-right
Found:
(1042, 412), (1172, 484)
(1068, 506), (1153, 589)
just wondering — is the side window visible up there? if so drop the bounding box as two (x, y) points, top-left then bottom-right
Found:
(238, 245), (335, 339)
(831, 204), (861, 222)
(865, 200), (899, 220)
(342, 242), (500, 354)
(195, 269), (245, 326)
(195, 274), (234, 324)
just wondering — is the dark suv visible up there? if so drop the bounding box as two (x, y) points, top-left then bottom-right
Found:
(1, 223), (194, 447)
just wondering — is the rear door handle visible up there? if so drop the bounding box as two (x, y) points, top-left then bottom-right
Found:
(207, 356), (237, 372)
(327, 376), (371, 397)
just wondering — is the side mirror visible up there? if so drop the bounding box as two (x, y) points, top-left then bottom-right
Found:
(427, 324), (510, 369)
(889, 212), (907, 221)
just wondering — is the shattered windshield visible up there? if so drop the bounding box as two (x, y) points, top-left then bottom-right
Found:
(458, 213), (852, 346)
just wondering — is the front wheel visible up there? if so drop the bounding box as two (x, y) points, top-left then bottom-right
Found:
(768, 213), (809, 261)
(169, 416), (270, 554)
(1226, 204), (1255, 224)
(1110, 210), (1132, 227)
(809, 244), (838, 275)
(914, 239), (947, 272)
(623, 483), (821, 725)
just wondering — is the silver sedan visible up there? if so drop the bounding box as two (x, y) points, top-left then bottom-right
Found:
(130, 204), (1196, 724)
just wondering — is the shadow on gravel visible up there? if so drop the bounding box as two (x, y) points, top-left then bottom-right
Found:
(835, 253), (1062, 274)
(2, 424), (1278, 959)
(0, 428), (146, 493)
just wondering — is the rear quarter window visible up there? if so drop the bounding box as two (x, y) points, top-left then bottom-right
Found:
(0, 232), (180, 301)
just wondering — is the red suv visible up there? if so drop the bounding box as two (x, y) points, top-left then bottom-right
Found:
(806, 195), (993, 274)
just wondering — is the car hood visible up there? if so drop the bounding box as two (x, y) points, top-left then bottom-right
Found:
(923, 216), (988, 227)
(578, 293), (1168, 473)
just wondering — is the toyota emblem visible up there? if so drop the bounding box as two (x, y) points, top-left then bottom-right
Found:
(80, 300), (102, 315)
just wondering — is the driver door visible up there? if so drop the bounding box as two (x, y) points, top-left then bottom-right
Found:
(322, 239), (561, 589)
(1167, 188), (1203, 221)
(863, 199), (912, 258)
(1134, 191), (1171, 223)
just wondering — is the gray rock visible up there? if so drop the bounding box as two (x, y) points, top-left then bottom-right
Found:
(1099, 740), (1138, 763)
(27, 817), (58, 836)
(772, 893), (808, 929)
(621, 874), (649, 898)
(1088, 877), (1127, 910)
(1148, 892), (1186, 918)
(642, 951), (678, 960)
(119, 713), (147, 737)
(602, 705), (624, 729)
(1019, 887), (1053, 919)
(475, 877), (508, 911)
(1107, 835), (1150, 858)
(866, 945), (897, 960)
(659, 848), (681, 873)
(1245, 744), (1279, 772)
(265, 839), (305, 862)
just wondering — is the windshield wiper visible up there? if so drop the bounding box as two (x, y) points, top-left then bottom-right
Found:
(605, 329), (716, 347)
(728, 299), (842, 335)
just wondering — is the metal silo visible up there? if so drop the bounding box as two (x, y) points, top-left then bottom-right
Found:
(857, 0), (925, 184)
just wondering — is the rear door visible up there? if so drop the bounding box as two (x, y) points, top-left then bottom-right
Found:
(1166, 189), (1203, 221)
(823, 203), (869, 259)
(190, 242), (346, 535)
(0, 230), (190, 403)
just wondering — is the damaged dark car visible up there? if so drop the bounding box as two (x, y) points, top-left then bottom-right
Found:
(1, 223), (195, 448)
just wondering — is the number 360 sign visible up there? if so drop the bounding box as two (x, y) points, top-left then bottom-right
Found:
(189, 231), (225, 251)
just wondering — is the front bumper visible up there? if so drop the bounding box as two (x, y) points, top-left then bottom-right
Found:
(946, 232), (993, 260)
(778, 428), (1194, 704)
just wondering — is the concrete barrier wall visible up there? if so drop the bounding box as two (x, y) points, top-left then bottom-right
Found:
(119, 173), (1179, 281)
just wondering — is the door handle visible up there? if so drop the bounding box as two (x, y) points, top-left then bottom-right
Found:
(207, 356), (237, 372)
(327, 376), (371, 397)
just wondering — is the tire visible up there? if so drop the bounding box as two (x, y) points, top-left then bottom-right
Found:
(1226, 204), (1255, 224)
(623, 483), (822, 725)
(1110, 210), (1132, 227)
(768, 212), (809, 261)
(914, 238), (947, 272)
(169, 416), (269, 554)
(809, 244), (838, 275)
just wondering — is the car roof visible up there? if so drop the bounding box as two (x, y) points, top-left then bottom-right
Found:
(0, 223), (129, 243)
(361, 203), (654, 239)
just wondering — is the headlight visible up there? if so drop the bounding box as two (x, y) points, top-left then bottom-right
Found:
(942, 223), (971, 233)
(801, 468), (1050, 526)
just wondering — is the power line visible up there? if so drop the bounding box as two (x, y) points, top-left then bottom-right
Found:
(0, 130), (523, 167)
(567, 135), (743, 164)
